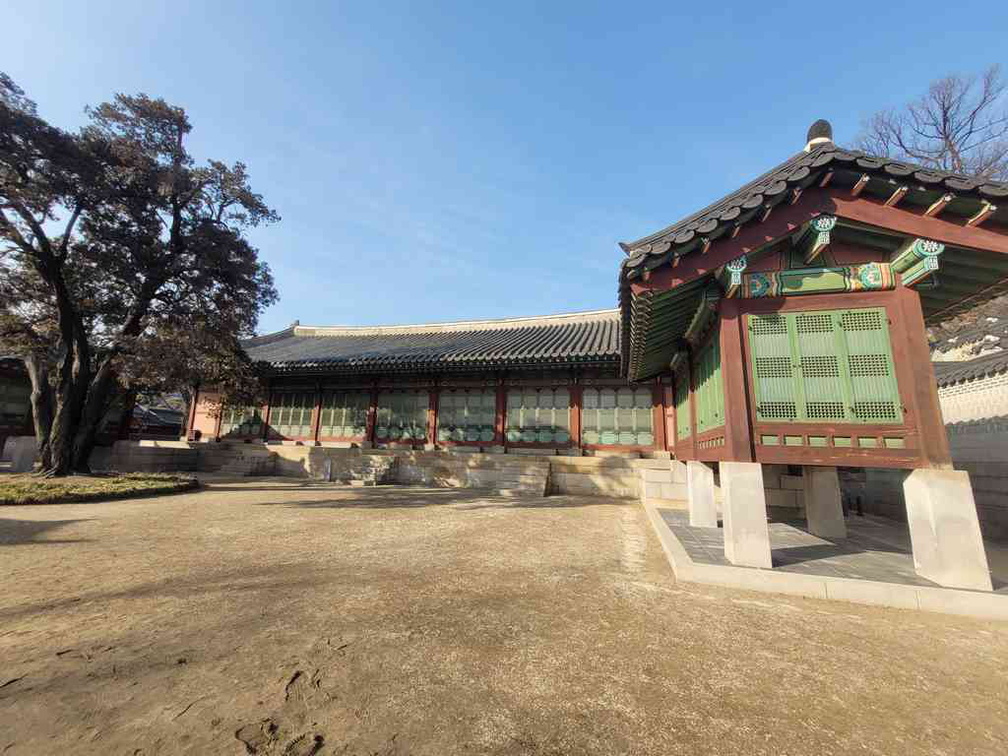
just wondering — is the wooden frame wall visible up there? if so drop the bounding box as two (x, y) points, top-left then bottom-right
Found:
(235, 368), (664, 455)
(737, 288), (947, 469)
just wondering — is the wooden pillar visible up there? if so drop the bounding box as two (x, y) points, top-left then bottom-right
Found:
(668, 379), (679, 457)
(427, 386), (439, 448)
(494, 380), (507, 447)
(664, 384), (676, 454)
(651, 380), (667, 452)
(719, 298), (755, 462)
(570, 380), (583, 454)
(186, 385), (200, 441)
(310, 382), (323, 445)
(895, 286), (952, 467)
(365, 381), (378, 445)
(687, 348), (698, 460)
(261, 391), (273, 441)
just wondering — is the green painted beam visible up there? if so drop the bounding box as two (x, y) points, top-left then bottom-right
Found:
(891, 237), (945, 274)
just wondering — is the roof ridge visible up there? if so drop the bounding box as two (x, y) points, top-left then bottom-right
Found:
(291, 308), (619, 337)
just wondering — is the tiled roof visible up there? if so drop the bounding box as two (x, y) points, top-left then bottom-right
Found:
(244, 310), (621, 373)
(933, 351), (1008, 387)
(619, 142), (1008, 279)
(616, 131), (1008, 380)
(929, 294), (1008, 359)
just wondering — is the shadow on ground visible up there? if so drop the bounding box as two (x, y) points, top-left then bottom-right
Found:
(248, 487), (624, 511)
(0, 518), (88, 547)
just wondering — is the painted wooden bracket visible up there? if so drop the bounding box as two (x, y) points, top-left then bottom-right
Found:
(669, 350), (687, 374)
(796, 214), (837, 265)
(718, 255), (748, 298)
(966, 202), (997, 228)
(924, 193), (953, 218)
(891, 237), (945, 287)
(683, 286), (722, 346)
(883, 185), (909, 207)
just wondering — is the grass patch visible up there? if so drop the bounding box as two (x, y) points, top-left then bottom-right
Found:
(0, 472), (198, 505)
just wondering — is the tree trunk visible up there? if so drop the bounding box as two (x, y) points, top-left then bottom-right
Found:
(45, 337), (90, 477)
(71, 360), (118, 473)
(23, 354), (54, 471)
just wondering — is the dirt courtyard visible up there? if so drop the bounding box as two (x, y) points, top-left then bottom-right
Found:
(2, 480), (1007, 755)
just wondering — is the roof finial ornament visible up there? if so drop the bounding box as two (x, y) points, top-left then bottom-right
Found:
(805, 119), (833, 152)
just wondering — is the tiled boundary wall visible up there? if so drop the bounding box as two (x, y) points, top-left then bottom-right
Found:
(840, 371), (1008, 541)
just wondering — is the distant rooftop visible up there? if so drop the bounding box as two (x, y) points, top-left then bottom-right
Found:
(244, 309), (621, 373)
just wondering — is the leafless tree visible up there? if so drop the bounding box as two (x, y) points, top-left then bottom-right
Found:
(855, 66), (1008, 180)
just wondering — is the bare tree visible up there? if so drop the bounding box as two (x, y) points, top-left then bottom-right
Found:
(855, 66), (1008, 180)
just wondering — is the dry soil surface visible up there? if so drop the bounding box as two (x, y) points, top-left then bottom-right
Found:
(1, 480), (1007, 755)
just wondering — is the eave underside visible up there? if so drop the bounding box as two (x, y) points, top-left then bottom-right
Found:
(624, 218), (1008, 382)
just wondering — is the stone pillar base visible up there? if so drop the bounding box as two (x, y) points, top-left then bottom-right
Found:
(687, 461), (717, 528)
(903, 469), (992, 591)
(803, 466), (847, 539)
(721, 462), (772, 569)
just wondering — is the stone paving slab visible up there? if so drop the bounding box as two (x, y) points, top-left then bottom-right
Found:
(660, 509), (949, 588)
(645, 503), (1008, 620)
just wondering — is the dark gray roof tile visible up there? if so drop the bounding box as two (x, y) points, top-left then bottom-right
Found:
(244, 310), (621, 373)
(933, 352), (1008, 386)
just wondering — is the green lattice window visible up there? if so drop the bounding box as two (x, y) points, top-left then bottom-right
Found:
(375, 390), (429, 442)
(0, 380), (31, 427)
(692, 335), (724, 434)
(748, 307), (901, 424)
(438, 389), (496, 443)
(674, 373), (691, 441)
(581, 387), (653, 445)
(319, 390), (369, 439)
(270, 391), (315, 438)
(220, 405), (264, 437)
(506, 388), (570, 444)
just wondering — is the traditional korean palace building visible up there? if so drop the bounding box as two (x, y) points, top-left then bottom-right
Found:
(187, 121), (1008, 591)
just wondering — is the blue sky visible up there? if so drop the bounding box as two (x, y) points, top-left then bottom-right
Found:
(5, 1), (1007, 333)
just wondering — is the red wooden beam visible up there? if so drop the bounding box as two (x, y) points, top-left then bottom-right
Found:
(827, 189), (1008, 256)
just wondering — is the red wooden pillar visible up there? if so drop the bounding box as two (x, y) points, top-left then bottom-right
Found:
(427, 386), (439, 448)
(895, 285), (952, 467)
(261, 391), (273, 441)
(651, 379), (667, 453)
(494, 380), (507, 447)
(365, 381), (378, 445)
(666, 384), (677, 454)
(570, 381), (583, 454)
(310, 382), (323, 446)
(719, 298), (755, 462)
(687, 349), (698, 460)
